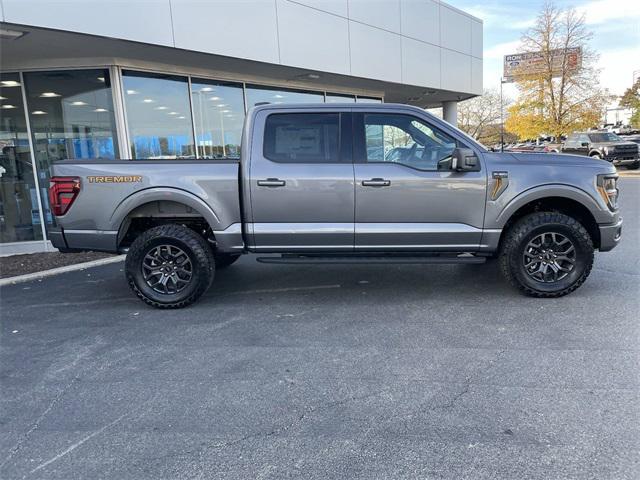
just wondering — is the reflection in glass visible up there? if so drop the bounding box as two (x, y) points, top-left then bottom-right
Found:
(122, 71), (195, 159)
(23, 69), (118, 228)
(356, 97), (383, 103)
(246, 85), (323, 108)
(191, 79), (244, 159)
(24, 69), (118, 163)
(0, 73), (43, 243)
(325, 93), (355, 103)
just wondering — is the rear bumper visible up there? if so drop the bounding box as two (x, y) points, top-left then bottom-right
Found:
(48, 228), (68, 250)
(598, 217), (623, 252)
(48, 227), (119, 253)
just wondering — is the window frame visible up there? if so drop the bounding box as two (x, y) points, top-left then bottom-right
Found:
(262, 112), (352, 164)
(353, 112), (466, 172)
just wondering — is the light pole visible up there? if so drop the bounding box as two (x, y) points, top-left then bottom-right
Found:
(500, 77), (508, 152)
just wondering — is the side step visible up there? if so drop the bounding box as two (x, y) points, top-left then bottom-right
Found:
(256, 254), (486, 265)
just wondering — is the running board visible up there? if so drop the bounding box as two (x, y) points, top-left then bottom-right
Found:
(256, 254), (486, 265)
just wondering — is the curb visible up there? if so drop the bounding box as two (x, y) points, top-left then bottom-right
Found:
(0, 255), (126, 287)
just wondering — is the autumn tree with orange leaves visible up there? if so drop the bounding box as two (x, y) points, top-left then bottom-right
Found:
(505, 3), (611, 140)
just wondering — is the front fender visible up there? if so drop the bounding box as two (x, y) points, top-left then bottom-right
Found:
(110, 187), (222, 233)
(490, 184), (610, 229)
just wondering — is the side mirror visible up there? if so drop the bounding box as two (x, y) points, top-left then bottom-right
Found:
(451, 147), (479, 172)
(581, 142), (589, 147)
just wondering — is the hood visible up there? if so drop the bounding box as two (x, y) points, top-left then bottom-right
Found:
(487, 151), (614, 171)
(594, 141), (638, 149)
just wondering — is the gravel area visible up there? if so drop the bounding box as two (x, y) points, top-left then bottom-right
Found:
(0, 251), (115, 279)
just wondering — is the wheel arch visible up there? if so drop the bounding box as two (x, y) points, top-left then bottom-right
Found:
(111, 188), (221, 249)
(496, 187), (602, 250)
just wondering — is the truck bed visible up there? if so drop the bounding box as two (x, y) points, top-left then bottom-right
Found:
(50, 160), (242, 253)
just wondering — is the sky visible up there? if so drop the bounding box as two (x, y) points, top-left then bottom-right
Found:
(447, 0), (640, 97)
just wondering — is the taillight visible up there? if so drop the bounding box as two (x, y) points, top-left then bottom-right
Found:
(49, 176), (81, 216)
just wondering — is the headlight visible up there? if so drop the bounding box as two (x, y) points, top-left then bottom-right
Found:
(603, 146), (610, 155)
(597, 174), (619, 211)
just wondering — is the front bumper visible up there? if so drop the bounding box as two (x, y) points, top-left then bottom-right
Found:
(605, 155), (639, 165)
(598, 217), (623, 252)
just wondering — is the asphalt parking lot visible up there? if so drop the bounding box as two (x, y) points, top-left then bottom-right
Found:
(1, 178), (638, 479)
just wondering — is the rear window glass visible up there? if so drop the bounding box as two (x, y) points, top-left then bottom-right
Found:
(264, 113), (340, 163)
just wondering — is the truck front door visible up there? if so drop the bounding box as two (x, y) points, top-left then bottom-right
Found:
(247, 110), (354, 251)
(352, 111), (487, 251)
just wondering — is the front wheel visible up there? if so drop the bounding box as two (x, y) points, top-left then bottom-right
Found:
(499, 212), (594, 297)
(125, 224), (214, 308)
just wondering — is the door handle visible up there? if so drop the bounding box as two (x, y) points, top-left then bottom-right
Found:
(257, 178), (286, 187)
(361, 178), (391, 187)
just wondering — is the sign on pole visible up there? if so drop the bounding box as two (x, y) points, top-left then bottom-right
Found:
(503, 47), (582, 82)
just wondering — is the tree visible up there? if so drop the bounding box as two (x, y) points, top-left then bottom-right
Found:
(505, 2), (611, 140)
(458, 88), (510, 145)
(619, 78), (640, 128)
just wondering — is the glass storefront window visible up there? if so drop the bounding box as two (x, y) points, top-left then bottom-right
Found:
(24, 69), (119, 162)
(326, 93), (356, 103)
(356, 96), (383, 103)
(191, 79), (244, 159)
(122, 71), (195, 159)
(245, 85), (323, 108)
(0, 73), (43, 243)
(23, 69), (119, 229)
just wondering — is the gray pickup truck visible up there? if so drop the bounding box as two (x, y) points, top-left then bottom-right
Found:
(48, 104), (622, 308)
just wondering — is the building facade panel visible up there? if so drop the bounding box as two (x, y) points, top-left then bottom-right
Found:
(348, 0), (401, 33)
(401, 37), (441, 88)
(400, 0), (440, 46)
(471, 57), (483, 94)
(441, 48), (472, 93)
(292, 0), (349, 17)
(277, 0), (351, 75)
(439, 3), (472, 55)
(471, 19), (483, 59)
(349, 21), (402, 83)
(171, 0), (280, 65)
(1, 0), (174, 47)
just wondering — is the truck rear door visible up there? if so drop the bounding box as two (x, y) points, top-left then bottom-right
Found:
(247, 109), (354, 252)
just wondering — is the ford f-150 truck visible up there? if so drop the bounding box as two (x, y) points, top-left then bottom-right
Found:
(48, 103), (622, 308)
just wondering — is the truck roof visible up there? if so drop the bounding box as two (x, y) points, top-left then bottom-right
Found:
(248, 102), (427, 114)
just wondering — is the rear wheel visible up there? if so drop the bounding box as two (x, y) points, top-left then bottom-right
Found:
(125, 224), (214, 308)
(499, 212), (594, 297)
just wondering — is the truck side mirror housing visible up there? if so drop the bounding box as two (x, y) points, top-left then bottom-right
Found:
(581, 142), (589, 147)
(451, 147), (479, 172)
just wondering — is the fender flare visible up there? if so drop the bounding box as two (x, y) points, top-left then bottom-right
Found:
(494, 184), (605, 229)
(110, 187), (221, 234)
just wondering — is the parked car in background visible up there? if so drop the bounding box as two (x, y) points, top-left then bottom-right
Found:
(561, 131), (639, 169)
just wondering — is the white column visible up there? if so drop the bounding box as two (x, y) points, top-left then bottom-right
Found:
(442, 101), (458, 126)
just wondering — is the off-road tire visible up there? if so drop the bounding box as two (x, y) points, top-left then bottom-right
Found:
(125, 224), (214, 308)
(499, 212), (594, 298)
(214, 253), (241, 269)
(589, 152), (602, 160)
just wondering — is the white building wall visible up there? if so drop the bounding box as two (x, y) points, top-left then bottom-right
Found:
(0, 0), (483, 95)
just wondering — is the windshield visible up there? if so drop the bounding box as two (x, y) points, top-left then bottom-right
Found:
(588, 132), (621, 143)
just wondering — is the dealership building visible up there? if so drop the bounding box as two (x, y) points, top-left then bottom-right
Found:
(0, 0), (483, 255)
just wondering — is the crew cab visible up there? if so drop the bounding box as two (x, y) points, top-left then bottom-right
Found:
(48, 104), (623, 308)
(561, 131), (640, 169)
